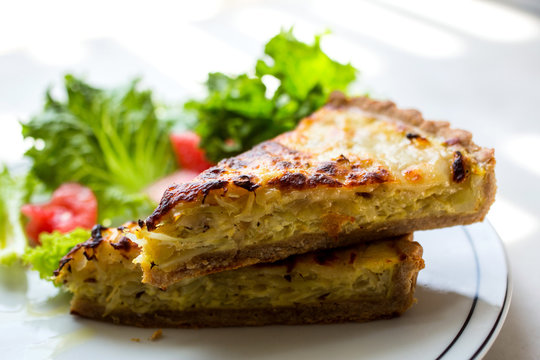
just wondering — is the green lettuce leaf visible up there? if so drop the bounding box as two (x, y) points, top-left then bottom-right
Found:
(256, 29), (357, 103)
(22, 75), (177, 226)
(190, 29), (358, 162)
(23, 228), (91, 281)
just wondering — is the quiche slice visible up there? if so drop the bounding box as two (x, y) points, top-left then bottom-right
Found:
(139, 92), (495, 287)
(54, 224), (424, 327)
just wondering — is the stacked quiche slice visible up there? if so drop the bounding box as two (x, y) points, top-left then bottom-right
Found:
(55, 92), (495, 327)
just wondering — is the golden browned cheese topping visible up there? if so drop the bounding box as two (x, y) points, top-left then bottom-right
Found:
(146, 137), (398, 230)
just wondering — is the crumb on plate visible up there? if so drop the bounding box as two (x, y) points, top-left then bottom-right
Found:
(149, 329), (163, 341)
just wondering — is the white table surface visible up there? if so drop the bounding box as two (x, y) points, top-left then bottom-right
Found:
(0, 1), (539, 358)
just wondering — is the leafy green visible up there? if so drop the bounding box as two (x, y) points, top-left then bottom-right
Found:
(256, 29), (357, 105)
(185, 73), (275, 159)
(189, 29), (358, 162)
(0, 166), (29, 265)
(22, 75), (177, 225)
(23, 228), (90, 280)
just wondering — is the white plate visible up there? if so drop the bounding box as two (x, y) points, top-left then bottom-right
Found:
(0, 221), (510, 360)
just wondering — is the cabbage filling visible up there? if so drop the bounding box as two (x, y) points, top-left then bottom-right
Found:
(139, 176), (481, 271)
(62, 242), (404, 316)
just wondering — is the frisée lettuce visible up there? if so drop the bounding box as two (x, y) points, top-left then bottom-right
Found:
(23, 229), (91, 281)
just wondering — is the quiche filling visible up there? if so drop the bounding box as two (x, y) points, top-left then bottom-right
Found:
(56, 226), (422, 315)
(140, 181), (478, 272)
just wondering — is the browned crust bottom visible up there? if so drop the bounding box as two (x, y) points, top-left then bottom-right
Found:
(144, 167), (493, 288)
(70, 249), (422, 328)
(71, 297), (411, 328)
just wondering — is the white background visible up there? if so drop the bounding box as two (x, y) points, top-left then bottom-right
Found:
(0, 0), (539, 358)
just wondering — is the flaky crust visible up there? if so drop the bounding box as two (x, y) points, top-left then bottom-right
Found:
(69, 239), (423, 328)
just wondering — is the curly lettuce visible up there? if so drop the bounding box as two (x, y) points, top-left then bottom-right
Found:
(23, 229), (91, 280)
(189, 29), (358, 162)
(22, 75), (177, 226)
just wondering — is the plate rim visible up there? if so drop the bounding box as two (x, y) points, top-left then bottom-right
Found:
(468, 221), (513, 360)
(435, 221), (512, 360)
